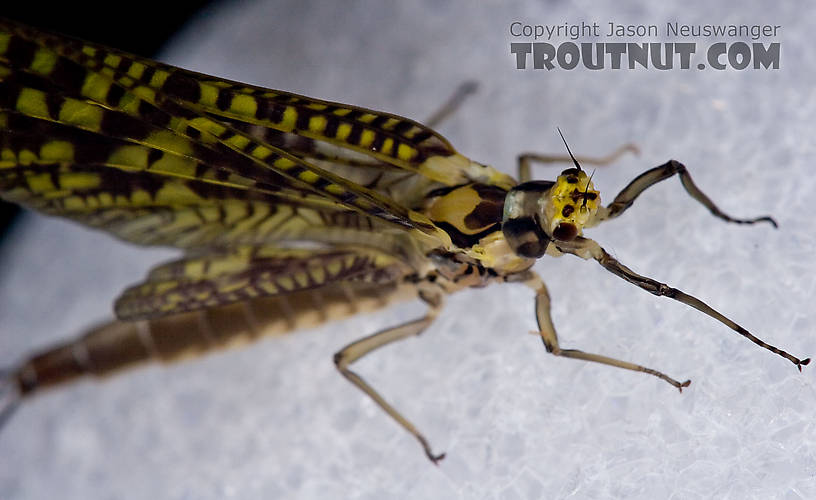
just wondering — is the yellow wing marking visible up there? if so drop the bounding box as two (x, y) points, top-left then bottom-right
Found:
(114, 246), (409, 320)
(0, 22), (453, 247)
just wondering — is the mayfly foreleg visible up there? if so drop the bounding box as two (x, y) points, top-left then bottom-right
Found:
(333, 285), (446, 463)
(596, 159), (778, 226)
(514, 272), (691, 390)
(559, 237), (810, 370)
(517, 143), (638, 182)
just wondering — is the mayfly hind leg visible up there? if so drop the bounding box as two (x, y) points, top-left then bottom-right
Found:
(333, 284), (446, 464)
(594, 159), (777, 227)
(556, 237), (810, 370)
(513, 272), (691, 390)
(517, 143), (639, 182)
(423, 81), (479, 129)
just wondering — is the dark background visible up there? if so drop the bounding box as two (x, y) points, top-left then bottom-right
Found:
(0, 2), (214, 244)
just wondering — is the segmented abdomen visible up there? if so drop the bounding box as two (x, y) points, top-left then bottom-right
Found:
(14, 280), (416, 396)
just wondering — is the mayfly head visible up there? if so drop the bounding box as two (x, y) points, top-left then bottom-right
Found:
(545, 166), (600, 241)
(502, 131), (601, 258)
(502, 170), (601, 257)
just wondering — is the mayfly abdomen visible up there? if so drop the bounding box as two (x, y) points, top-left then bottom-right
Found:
(13, 280), (415, 397)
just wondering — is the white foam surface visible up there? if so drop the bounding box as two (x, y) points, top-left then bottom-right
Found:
(1, 1), (815, 498)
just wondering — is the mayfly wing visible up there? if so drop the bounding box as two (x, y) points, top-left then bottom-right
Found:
(0, 19), (464, 249)
(8, 22), (475, 182)
(0, 111), (380, 249)
(114, 246), (410, 320)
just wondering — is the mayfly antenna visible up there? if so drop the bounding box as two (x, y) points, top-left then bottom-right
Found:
(557, 127), (583, 172)
(582, 169), (596, 208)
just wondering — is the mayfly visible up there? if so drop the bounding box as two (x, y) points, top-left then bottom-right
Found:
(0, 19), (809, 464)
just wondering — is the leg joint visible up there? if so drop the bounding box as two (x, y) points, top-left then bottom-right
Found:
(332, 351), (346, 369)
(541, 337), (558, 354)
(667, 159), (687, 174)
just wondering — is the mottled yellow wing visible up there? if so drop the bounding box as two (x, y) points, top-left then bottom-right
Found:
(114, 246), (408, 320)
(0, 19), (460, 251)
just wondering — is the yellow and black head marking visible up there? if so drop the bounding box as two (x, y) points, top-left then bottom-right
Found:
(501, 129), (601, 258)
(542, 166), (600, 241)
(502, 169), (599, 261)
